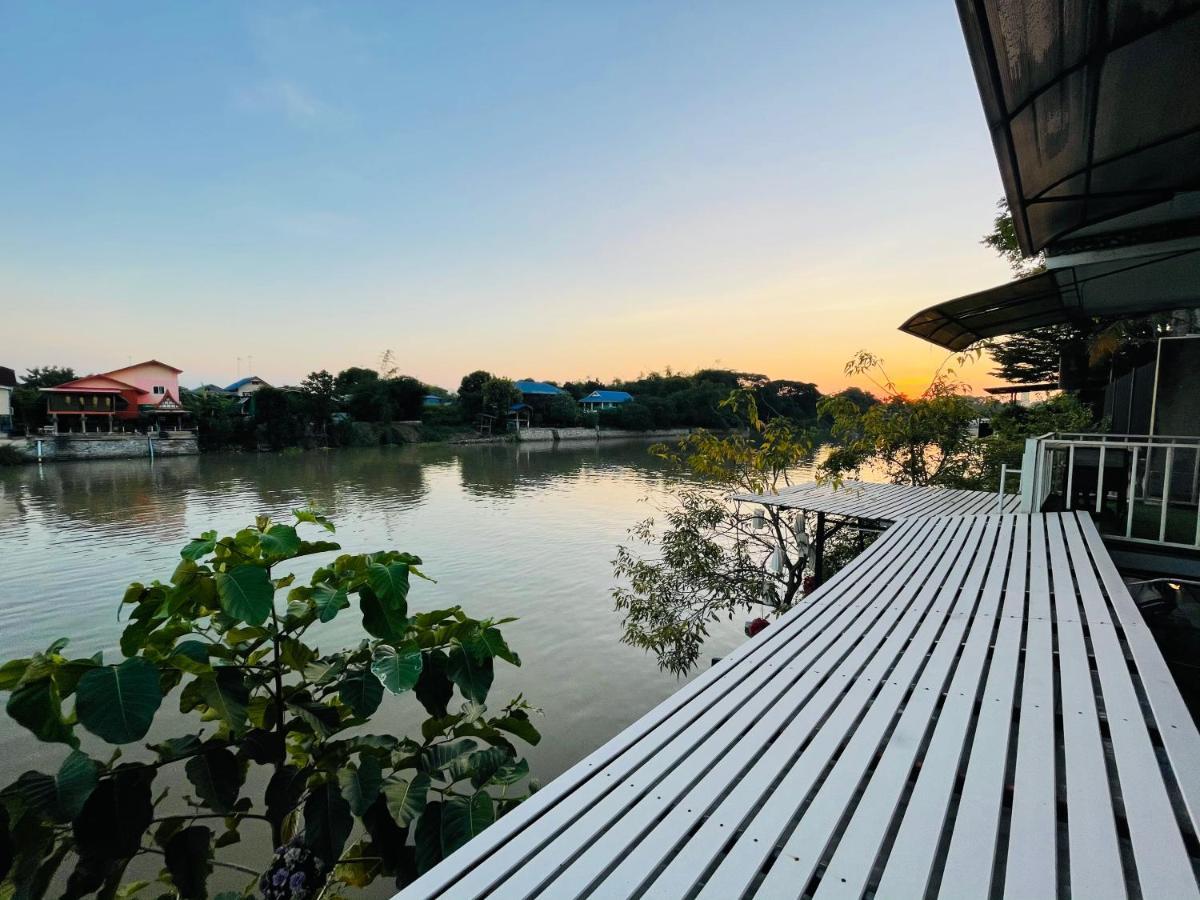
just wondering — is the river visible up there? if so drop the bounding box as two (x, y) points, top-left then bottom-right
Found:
(0, 440), (804, 893)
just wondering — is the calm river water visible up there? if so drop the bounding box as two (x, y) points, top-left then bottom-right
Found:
(0, 440), (804, 892)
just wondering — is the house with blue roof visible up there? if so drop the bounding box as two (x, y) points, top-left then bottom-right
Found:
(224, 376), (271, 397)
(580, 390), (634, 411)
(513, 379), (565, 397)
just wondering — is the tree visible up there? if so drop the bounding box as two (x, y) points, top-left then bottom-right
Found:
(348, 378), (425, 424)
(981, 199), (1045, 278)
(183, 389), (245, 451)
(541, 392), (579, 427)
(254, 386), (306, 450)
(613, 393), (817, 674)
(21, 366), (76, 389)
(334, 367), (379, 396)
(0, 511), (539, 898)
(301, 370), (338, 434)
(481, 378), (521, 421)
(818, 352), (980, 486)
(457, 371), (494, 419)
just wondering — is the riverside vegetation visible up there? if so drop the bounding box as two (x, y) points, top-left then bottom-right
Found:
(0, 511), (539, 899)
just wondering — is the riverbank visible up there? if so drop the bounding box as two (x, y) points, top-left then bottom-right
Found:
(0, 432), (199, 463)
(0, 423), (693, 464)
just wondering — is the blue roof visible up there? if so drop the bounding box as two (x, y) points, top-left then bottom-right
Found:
(509, 402), (532, 412)
(581, 390), (634, 404)
(423, 394), (448, 406)
(224, 376), (265, 392)
(514, 380), (564, 396)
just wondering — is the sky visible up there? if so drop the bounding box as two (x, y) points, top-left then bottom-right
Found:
(0, 1), (1014, 397)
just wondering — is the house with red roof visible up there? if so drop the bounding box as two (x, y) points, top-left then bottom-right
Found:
(41, 359), (189, 433)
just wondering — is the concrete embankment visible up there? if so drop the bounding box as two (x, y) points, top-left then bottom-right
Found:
(514, 427), (691, 443)
(2, 433), (199, 462)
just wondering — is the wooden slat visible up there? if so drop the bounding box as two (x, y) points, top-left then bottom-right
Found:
(398, 515), (940, 898)
(1004, 514), (1059, 897)
(732, 479), (1020, 523)
(689, 519), (976, 899)
(485, 518), (951, 899)
(1045, 514), (1125, 898)
(812, 517), (1006, 899)
(869, 514), (1015, 898)
(395, 512), (1200, 900)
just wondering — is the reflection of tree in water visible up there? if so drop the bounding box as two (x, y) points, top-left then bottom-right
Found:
(457, 439), (674, 499)
(192, 447), (433, 515)
(4, 455), (199, 532)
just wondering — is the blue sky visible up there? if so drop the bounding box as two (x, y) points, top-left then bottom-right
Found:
(0, 2), (1011, 392)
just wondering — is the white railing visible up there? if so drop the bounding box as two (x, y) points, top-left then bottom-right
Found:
(1019, 432), (1200, 549)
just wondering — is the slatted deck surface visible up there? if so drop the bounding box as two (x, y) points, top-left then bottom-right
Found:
(730, 479), (1020, 523)
(397, 512), (1200, 899)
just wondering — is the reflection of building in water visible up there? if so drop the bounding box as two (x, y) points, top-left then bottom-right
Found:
(12, 455), (198, 533)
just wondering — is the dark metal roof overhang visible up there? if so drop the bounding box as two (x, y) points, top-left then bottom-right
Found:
(901, 247), (1200, 350)
(958, 0), (1200, 256)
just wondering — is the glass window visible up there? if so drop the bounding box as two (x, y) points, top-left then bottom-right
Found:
(153, 386), (166, 395)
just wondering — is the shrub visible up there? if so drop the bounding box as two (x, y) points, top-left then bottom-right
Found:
(0, 445), (25, 466)
(0, 511), (539, 897)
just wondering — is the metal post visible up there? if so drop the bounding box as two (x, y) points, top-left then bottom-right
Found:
(1127, 446), (1139, 539)
(1065, 444), (1075, 509)
(998, 464), (1007, 511)
(1096, 445), (1107, 514)
(1160, 445), (1175, 543)
(814, 512), (826, 586)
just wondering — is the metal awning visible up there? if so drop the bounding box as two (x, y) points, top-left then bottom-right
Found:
(731, 479), (1019, 522)
(900, 247), (1200, 350)
(396, 513), (1200, 898)
(959, 1), (1200, 256)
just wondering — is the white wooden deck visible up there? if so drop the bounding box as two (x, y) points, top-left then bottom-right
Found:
(731, 479), (1020, 523)
(397, 512), (1200, 899)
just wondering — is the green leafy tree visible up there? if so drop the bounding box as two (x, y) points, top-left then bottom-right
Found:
(253, 387), (307, 451)
(480, 378), (522, 421)
(457, 371), (494, 419)
(21, 366), (77, 389)
(183, 389), (246, 451)
(0, 511), (539, 898)
(818, 352), (980, 486)
(613, 393), (817, 674)
(334, 368), (379, 396)
(301, 370), (338, 435)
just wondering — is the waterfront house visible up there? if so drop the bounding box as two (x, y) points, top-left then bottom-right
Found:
(579, 389), (633, 411)
(224, 376), (270, 397)
(423, 394), (450, 407)
(514, 379), (566, 399)
(0, 366), (15, 433)
(41, 359), (189, 433)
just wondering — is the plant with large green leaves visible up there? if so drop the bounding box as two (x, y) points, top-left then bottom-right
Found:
(0, 510), (539, 899)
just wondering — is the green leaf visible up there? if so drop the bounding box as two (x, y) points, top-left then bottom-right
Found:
(359, 588), (408, 642)
(279, 637), (316, 670)
(180, 531), (217, 561)
(475, 626), (521, 666)
(303, 779), (353, 869)
(367, 562), (410, 609)
(73, 764), (154, 862)
(75, 657), (163, 744)
(414, 649), (453, 717)
(383, 773), (430, 827)
(293, 508), (336, 533)
(190, 668), (249, 735)
(0, 658), (30, 690)
(265, 765), (307, 836)
(153, 734), (202, 762)
(338, 756), (382, 816)
(168, 640), (211, 674)
(492, 708), (541, 746)
(164, 825), (213, 899)
(55, 751), (99, 821)
(6, 678), (77, 747)
(259, 524), (301, 559)
(287, 698), (341, 737)
(441, 791), (495, 852)
(466, 747), (510, 789)
(214, 565), (274, 626)
(185, 747), (241, 814)
(339, 669), (383, 718)
(490, 757), (530, 787)
(312, 583), (349, 623)
(447, 645), (494, 703)
(422, 738), (477, 775)
(371, 644), (423, 695)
